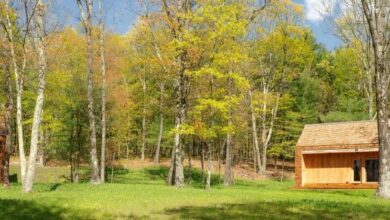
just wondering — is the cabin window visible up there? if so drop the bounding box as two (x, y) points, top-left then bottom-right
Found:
(353, 160), (361, 182)
(365, 159), (379, 182)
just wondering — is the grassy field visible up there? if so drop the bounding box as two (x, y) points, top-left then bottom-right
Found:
(1, 165), (390, 219)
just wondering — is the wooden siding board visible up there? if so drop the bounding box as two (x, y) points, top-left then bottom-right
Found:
(295, 144), (378, 188)
(300, 152), (379, 188)
(295, 121), (381, 189)
(303, 183), (378, 189)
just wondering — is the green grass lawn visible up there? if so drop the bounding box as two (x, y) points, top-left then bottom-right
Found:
(1, 165), (390, 219)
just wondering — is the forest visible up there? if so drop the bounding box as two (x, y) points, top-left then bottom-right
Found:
(1, 0), (390, 211)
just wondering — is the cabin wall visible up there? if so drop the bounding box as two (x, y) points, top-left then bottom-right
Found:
(302, 152), (378, 185)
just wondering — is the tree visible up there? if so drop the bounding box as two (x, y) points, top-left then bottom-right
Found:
(334, 1), (375, 119)
(161, 0), (191, 187)
(0, 64), (13, 188)
(0, 15), (13, 188)
(23, 0), (48, 193)
(360, 0), (390, 198)
(1, 0), (27, 185)
(76, 0), (100, 184)
(98, 0), (107, 183)
(248, 0), (312, 173)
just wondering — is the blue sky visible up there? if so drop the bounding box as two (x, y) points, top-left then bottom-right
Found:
(294, 0), (342, 50)
(58, 0), (342, 50)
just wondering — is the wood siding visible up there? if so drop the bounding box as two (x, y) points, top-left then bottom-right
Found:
(295, 144), (378, 188)
(302, 152), (378, 185)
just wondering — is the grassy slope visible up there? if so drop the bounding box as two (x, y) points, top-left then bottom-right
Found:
(1, 166), (390, 219)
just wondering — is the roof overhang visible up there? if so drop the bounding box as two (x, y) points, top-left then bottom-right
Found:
(302, 148), (379, 154)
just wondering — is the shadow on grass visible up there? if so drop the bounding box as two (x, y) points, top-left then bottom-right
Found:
(164, 199), (390, 220)
(144, 166), (168, 181)
(78, 166), (131, 183)
(104, 165), (224, 188)
(0, 199), (95, 220)
(78, 165), (265, 189)
(302, 189), (375, 199)
(143, 166), (223, 188)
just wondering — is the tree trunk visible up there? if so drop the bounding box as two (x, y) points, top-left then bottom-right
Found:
(167, 60), (186, 187)
(70, 123), (75, 183)
(74, 148), (80, 183)
(23, 0), (47, 193)
(110, 151), (115, 183)
(206, 142), (212, 190)
(224, 132), (233, 186)
(253, 144), (257, 173)
(72, 114), (82, 184)
(201, 140), (205, 175)
(259, 92), (279, 174)
(249, 90), (261, 173)
(141, 72), (146, 161)
(154, 82), (165, 164)
(98, 0), (107, 183)
(224, 76), (233, 186)
(167, 143), (175, 183)
(218, 139), (222, 184)
(280, 157), (285, 182)
(4, 0), (27, 186)
(364, 57), (375, 120)
(274, 157), (278, 173)
(77, 0), (100, 184)
(38, 130), (45, 167)
(163, 0), (188, 188)
(188, 136), (193, 183)
(126, 142), (129, 160)
(261, 144), (267, 173)
(167, 111), (184, 187)
(147, 16), (167, 165)
(361, 0), (390, 198)
(3, 65), (14, 188)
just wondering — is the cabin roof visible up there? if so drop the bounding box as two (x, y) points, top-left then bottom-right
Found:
(296, 120), (378, 147)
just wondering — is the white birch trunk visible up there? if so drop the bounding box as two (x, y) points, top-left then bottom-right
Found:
(154, 82), (164, 164)
(260, 91), (279, 174)
(98, 0), (107, 183)
(248, 90), (261, 173)
(23, 0), (47, 193)
(224, 76), (233, 186)
(206, 142), (212, 190)
(259, 84), (268, 173)
(4, 0), (27, 185)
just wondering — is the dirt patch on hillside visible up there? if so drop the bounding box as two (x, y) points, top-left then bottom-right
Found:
(9, 156), (294, 181)
(116, 158), (294, 181)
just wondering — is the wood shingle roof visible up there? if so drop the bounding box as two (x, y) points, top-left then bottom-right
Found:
(296, 120), (378, 147)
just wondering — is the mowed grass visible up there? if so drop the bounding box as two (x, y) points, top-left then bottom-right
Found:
(1, 165), (390, 219)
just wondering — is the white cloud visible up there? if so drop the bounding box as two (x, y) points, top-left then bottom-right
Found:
(305, 0), (336, 22)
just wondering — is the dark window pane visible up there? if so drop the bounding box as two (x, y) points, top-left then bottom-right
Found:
(365, 159), (379, 182)
(354, 160), (361, 182)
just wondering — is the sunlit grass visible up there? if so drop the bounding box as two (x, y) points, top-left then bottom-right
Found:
(0, 165), (389, 219)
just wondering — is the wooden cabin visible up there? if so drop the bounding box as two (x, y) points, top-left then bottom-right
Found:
(295, 120), (379, 189)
